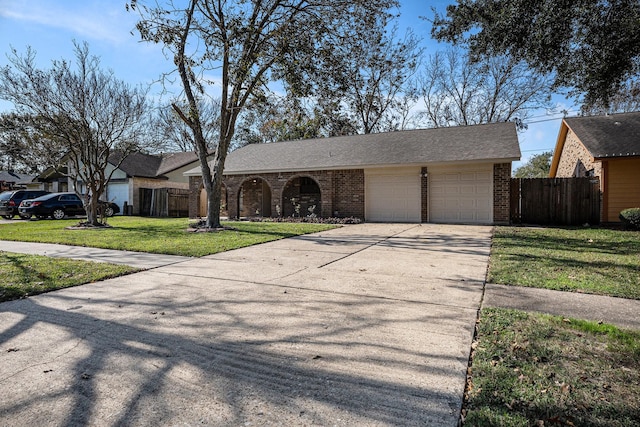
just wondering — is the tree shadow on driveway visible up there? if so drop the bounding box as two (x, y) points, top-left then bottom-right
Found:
(0, 281), (472, 426)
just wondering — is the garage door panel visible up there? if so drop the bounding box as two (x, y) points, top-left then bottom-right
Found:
(429, 165), (493, 224)
(366, 168), (421, 223)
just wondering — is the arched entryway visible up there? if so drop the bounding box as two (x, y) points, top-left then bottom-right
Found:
(282, 176), (321, 217)
(238, 178), (272, 217)
(199, 183), (228, 218)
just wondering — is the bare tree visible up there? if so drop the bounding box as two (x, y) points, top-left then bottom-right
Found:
(154, 99), (221, 152)
(128, 0), (397, 228)
(417, 48), (553, 130)
(328, 23), (423, 134)
(0, 42), (150, 225)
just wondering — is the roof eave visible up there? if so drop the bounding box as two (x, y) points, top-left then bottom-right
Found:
(185, 157), (520, 177)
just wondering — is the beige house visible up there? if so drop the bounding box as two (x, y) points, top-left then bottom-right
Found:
(549, 112), (640, 222)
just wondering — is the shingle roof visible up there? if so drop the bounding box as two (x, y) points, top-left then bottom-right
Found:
(0, 171), (36, 184)
(109, 151), (199, 178)
(189, 122), (520, 175)
(564, 112), (640, 158)
(157, 151), (200, 175)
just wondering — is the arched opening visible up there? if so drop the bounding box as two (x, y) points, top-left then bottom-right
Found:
(199, 183), (228, 218)
(282, 176), (321, 217)
(238, 178), (272, 217)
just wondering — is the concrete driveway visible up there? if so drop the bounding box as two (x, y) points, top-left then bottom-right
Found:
(0, 223), (492, 426)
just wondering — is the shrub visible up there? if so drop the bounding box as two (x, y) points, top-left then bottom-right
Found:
(619, 208), (640, 229)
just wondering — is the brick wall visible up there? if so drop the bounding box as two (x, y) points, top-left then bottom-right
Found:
(493, 163), (511, 224)
(190, 169), (366, 220)
(331, 170), (365, 218)
(555, 130), (602, 180)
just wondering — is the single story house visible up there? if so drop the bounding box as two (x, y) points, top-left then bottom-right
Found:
(185, 122), (521, 224)
(35, 151), (199, 215)
(0, 171), (35, 192)
(549, 112), (640, 222)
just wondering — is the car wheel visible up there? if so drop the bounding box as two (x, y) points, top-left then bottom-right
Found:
(19, 214), (32, 220)
(2, 214), (14, 219)
(104, 206), (115, 217)
(52, 209), (65, 220)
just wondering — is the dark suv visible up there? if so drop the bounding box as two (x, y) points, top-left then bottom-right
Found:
(18, 192), (120, 219)
(0, 190), (50, 219)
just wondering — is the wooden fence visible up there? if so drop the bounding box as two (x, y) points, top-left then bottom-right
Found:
(139, 188), (189, 217)
(510, 177), (600, 225)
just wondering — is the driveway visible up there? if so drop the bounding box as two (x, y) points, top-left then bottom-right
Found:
(0, 223), (492, 426)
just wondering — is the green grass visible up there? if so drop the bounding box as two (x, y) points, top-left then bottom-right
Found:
(464, 308), (640, 426)
(489, 226), (640, 299)
(0, 251), (137, 302)
(0, 217), (337, 257)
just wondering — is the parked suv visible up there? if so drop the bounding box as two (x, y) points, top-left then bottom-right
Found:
(0, 190), (50, 219)
(18, 192), (120, 219)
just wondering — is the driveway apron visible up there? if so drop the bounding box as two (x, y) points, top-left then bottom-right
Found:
(0, 223), (492, 426)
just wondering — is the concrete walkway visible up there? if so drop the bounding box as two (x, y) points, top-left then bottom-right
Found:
(0, 223), (492, 426)
(0, 240), (192, 269)
(484, 283), (640, 331)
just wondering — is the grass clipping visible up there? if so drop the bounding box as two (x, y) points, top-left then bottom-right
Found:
(464, 308), (640, 426)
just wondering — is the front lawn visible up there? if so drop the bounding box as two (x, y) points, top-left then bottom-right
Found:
(0, 251), (137, 302)
(464, 308), (640, 426)
(0, 217), (337, 257)
(489, 226), (640, 300)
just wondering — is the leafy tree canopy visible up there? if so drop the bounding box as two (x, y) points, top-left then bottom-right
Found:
(513, 151), (553, 178)
(431, 0), (640, 108)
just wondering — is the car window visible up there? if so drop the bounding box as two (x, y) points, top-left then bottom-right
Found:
(0, 192), (13, 201)
(60, 194), (81, 202)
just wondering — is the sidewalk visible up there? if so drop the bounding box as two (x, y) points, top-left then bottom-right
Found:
(0, 240), (191, 269)
(484, 283), (640, 330)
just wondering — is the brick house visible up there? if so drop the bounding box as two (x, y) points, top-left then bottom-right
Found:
(549, 112), (640, 222)
(186, 122), (521, 224)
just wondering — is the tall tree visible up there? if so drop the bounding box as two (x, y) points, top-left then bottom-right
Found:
(0, 113), (68, 174)
(431, 0), (640, 108)
(513, 152), (553, 178)
(0, 42), (150, 225)
(154, 99), (221, 152)
(416, 48), (553, 129)
(128, 0), (397, 228)
(581, 79), (640, 116)
(330, 24), (423, 134)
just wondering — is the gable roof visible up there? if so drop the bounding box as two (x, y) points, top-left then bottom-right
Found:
(563, 112), (640, 159)
(186, 122), (520, 176)
(0, 170), (35, 185)
(110, 151), (200, 179)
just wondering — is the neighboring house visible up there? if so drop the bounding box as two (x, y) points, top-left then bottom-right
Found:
(0, 171), (35, 192)
(35, 151), (199, 215)
(549, 112), (640, 223)
(185, 122), (521, 224)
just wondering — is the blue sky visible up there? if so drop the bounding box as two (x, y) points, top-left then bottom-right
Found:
(0, 0), (575, 169)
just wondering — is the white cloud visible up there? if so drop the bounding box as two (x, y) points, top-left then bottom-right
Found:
(0, 0), (136, 44)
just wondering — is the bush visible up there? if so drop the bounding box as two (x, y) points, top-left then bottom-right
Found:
(247, 216), (363, 225)
(619, 208), (640, 229)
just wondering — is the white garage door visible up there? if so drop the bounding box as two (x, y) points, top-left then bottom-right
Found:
(365, 167), (421, 223)
(429, 164), (493, 224)
(105, 182), (129, 214)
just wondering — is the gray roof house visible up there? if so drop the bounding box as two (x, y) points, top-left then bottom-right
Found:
(36, 151), (200, 216)
(185, 122), (521, 224)
(550, 111), (640, 222)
